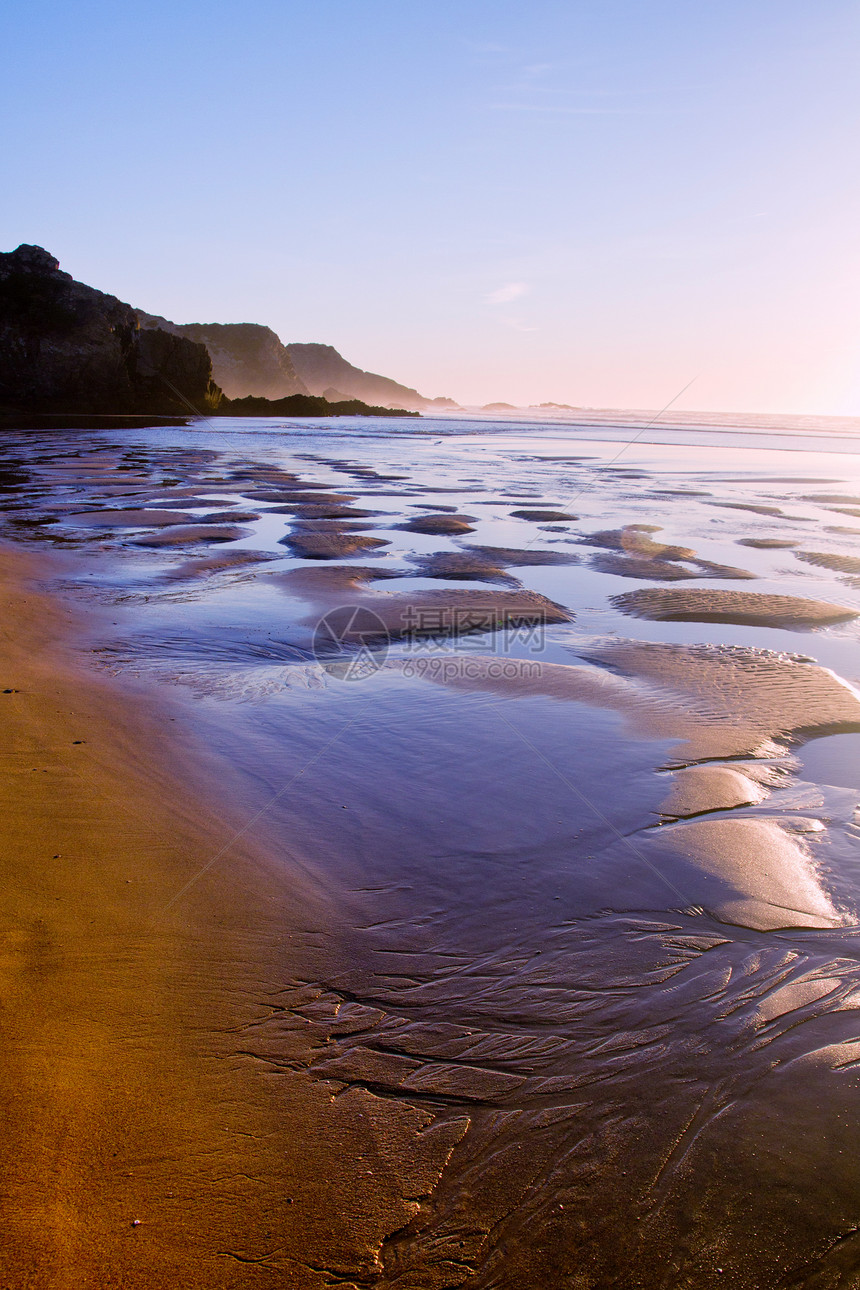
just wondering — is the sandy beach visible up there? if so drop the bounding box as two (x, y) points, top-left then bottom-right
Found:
(2, 411), (860, 1287)
(0, 543), (469, 1288)
(0, 541), (310, 1285)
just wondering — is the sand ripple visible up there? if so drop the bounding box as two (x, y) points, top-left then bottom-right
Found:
(611, 587), (857, 628)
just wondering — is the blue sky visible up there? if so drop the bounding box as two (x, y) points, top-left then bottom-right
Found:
(2, 0), (859, 412)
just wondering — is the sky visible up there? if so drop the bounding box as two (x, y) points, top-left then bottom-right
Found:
(2, 0), (859, 414)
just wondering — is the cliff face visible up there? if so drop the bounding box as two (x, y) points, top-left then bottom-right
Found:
(135, 316), (432, 409)
(137, 315), (308, 400)
(0, 246), (221, 416)
(285, 342), (428, 410)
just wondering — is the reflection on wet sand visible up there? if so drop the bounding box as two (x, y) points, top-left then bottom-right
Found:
(2, 416), (860, 1286)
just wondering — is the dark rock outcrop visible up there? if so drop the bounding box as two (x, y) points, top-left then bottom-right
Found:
(285, 342), (429, 410)
(219, 393), (419, 418)
(0, 246), (221, 417)
(137, 315), (308, 400)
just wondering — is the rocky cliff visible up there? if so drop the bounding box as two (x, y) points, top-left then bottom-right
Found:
(0, 246), (221, 417)
(137, 315), (308, 400)
(137, 315), (433, 410)
(285, 342), (429, 410)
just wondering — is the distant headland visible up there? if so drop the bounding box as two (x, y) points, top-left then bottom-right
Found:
(136, 314), (449, 412)
(0, 246), (445, 423)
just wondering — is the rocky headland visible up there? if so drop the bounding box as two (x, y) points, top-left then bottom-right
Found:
(137, 315), (310, 401)
(284, 341), (430, 410)
(0, 246), (429, 421)
(137, 318), (451, 411)
(0, 246), (222, 420)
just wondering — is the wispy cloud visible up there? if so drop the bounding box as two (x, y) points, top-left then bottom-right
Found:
(487, 281), (529, 305)
(502, 318), (539, 333)
(463, 40), (511, 55)
(520, 62), (556, 80)
(488, 103), (637, 115)
(488, 71), (646, 117)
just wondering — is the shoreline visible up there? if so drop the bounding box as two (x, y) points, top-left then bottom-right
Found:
(0, 540), (478, 1288)
(2, 416), (860, 1287)
(0, 541), (297, 1283)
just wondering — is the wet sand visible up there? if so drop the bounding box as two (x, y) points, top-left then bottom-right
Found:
(0, 546), (466, 1288)
(2, 413), (860, 1287)
(611, 586), (858, 628)
(0, 543), (301, 1284)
